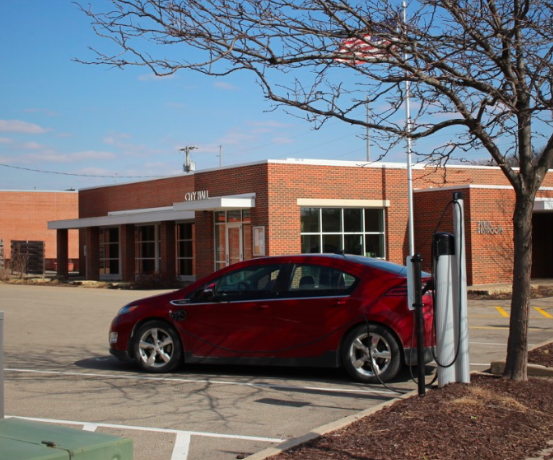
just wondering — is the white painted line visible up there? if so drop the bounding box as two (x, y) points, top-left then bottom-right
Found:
(82, 423), (98, 432)
(5, 368), (398, 396)
(7, 416), (284, 443)
(171, 433), (191, 460)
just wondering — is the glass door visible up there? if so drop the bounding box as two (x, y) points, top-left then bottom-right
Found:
(215, 223), (243, 270)
(227, 223), (243, 266)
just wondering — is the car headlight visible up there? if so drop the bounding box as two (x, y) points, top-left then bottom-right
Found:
(117, 304), (139, 316)
(109, 331), (118, 344)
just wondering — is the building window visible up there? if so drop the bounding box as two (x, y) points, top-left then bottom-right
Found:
(176, 222), (194, 278)
(300, 207), (385, 258)
(99, 227), (120, 278)
(135, 224), (159, 275)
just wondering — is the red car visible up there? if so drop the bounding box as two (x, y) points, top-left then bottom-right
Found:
(109, 254), (434, 383)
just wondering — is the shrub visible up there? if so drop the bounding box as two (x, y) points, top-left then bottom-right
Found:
(130, 271), (184, 290)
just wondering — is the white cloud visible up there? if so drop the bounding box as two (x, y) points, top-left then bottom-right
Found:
(0, 120), (48, 134)
(103, 132), (131, 145)
(0, 137), (14, 144)
(21, 142), (44, 150)
(214, 81), (239, 91)
(138, 73), (177, 82)
(23, 108), (59, 117)
(23, 150), (115, 163)
(271, 136), (294, 145)
(245, 120), (289, 128)
(72, 150), (115, 161)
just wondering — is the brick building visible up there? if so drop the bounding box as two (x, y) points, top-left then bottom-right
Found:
(49, 159), (553, 285)
(0, 190), (79, 272)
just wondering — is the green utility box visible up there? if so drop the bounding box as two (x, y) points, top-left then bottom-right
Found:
(0, 418), (133, 460)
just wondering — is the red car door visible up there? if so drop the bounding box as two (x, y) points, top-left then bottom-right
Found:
(271, 263), (360, 358)
(184, 263), (284, 358)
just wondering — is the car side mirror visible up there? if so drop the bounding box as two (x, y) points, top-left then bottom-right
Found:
(199, 282), (216, 302)
(202, 287), (215, 301)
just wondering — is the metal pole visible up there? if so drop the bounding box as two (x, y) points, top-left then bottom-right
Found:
(366, 97), (370, 162)
(411, 254), (426, 396)
(403, 1), (415, 256)
(0, 311), (4, 418)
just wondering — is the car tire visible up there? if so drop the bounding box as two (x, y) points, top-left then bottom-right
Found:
(342, 324), (402, 383)
(133, 321), (183, 373)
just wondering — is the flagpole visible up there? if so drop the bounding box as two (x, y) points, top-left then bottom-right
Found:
(403, 0), (415, 257)
(366, 96), (371, 162)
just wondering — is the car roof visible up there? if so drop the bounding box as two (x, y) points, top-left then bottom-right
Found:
(251, 253), (409, 277)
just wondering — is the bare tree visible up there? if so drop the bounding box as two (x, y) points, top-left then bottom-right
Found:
(78, 0), (553, 381)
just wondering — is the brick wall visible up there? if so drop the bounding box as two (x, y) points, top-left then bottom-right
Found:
(0, 191), (79, 267)
(74, 161), (553, 284)
(79, 175), (196, 218)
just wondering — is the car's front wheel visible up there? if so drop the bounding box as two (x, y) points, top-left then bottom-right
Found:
(133, 321), (182, 373)
(342, 324), (401, 383)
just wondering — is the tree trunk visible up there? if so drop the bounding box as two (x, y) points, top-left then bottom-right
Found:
(503, 192), (533, 381)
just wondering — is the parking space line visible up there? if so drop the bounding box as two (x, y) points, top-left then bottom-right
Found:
(172, 433), (191, 460)
(8, 415), (284, 460)
(535, 307), (553, 318)
(6, 368), (399, 396)
(82, 423), (98, 432)
(495, 306), (509, 317)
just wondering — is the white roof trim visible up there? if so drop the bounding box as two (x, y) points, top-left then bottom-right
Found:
(48, 209), (196, 230)
(173, 194), (255, 212)
(48, 193), (256, 229)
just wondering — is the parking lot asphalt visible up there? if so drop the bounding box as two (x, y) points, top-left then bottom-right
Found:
(1, 283), (552, 460)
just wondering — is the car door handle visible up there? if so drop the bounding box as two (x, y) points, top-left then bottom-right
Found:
(331, 300), (347, 307)
(253, 304), (270, 310)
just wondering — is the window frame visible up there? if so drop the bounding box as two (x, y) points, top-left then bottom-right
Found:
(300, 207), (386, 258)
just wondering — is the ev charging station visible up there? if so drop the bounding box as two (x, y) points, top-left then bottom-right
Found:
(408, 192), (470, 392)
(433, 192), (470, 387)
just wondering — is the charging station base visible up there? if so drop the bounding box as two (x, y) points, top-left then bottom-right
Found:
(0, 418), (133, 460)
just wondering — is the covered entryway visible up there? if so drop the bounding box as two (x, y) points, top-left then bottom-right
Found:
(532, 199), (553, 279)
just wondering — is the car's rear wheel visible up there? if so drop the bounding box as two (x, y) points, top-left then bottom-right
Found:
(342, 324), (401, 383)
(133, 321), (182, 373)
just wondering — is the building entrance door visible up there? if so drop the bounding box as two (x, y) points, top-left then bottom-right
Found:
(215, 223), (243, 270)
(226, 223), (243, 267)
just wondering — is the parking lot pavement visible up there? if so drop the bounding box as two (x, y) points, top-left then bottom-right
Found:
(0, 284), (552, 460)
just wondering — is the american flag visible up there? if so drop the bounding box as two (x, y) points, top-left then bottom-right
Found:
(335, 19), (398, 65)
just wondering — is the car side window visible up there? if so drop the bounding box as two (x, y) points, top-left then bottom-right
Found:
(212, 264), (283, 301)
(286, 264), (358, 297)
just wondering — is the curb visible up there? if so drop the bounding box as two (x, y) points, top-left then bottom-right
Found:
(490, 337), (553, 377)
(490, 361), (553, 377)
(243, 389), (418, 460)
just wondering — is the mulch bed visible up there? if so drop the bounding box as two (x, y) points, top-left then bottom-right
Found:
(529, 341), (553, 368)
(267, 343), (553, 460)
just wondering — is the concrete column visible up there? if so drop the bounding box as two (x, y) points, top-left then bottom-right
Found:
(56, 229), (69, 279)
(160, 221), (176, 277)
(85, 227), (100, 281)
(120, 225), (135, 282)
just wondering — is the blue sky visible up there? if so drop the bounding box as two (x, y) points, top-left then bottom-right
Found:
(1, 1), (395, 192)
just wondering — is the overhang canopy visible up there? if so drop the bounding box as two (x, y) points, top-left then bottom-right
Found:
(48, 193), (256, 230)
(534, 198), (553, 212)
